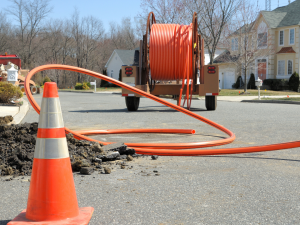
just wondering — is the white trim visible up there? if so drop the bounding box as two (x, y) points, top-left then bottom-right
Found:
(279, 30), (284, 46)
(289, 28), (295, 45)
(287, 59), (293, 75)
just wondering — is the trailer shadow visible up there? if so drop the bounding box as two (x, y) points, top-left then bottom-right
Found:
(69, 107), (208, 113)
(0, 220), (11, 224)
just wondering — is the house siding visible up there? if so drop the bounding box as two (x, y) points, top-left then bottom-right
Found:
(106, 51), (124, 81)
(273, 25), (298, 78)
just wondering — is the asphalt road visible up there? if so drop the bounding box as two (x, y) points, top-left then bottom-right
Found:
(1, 92), (300, 225)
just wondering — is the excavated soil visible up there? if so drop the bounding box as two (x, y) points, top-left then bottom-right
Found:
(0, 116), (13, 125)
(0, 123), (139, 177)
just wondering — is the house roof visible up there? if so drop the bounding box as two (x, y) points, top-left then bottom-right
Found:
(261, 0), (300, 28)
(105, 49), (136, 68)
(213, 50), (240, 64)
(276, 47), (296, 54)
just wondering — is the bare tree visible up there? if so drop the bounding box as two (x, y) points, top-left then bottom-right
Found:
(0, 12), (11, 53)
(220, 1), (274, 93)
(184, 0), (242, 64)
(109, 17), (139, 50)
(8, 0), (52, 68)
(139, 0), (241, 64)
(139, 0), (186, 24)
(71, 10), (105, 83)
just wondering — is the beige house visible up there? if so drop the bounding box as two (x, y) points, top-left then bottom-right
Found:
(215, 1), (300, 89)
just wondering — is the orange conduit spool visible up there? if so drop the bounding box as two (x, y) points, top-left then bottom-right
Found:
(150, 24), (193, 108)
(25, 64), (300, 156)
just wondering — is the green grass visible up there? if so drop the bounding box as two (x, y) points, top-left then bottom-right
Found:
(219, 89), (299, 96)
(58, 87), (121, 92)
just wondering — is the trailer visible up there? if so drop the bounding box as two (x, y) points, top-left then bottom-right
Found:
(121, 12), (219, 111)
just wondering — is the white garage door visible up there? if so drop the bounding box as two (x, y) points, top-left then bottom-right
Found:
(224, 71), (235, 89)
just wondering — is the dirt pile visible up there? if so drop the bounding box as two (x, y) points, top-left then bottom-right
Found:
(0, 123), (137, 177)
(0, 116), (13, 125)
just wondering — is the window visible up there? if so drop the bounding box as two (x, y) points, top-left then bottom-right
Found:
(279, 30), (284, 45)
(258, 32), (267, 48)
(231, 38), (238, 51)
(257, 22), (268, 48)
(278, 60), (285, 76)
(288, 60), (293, 75)
(289, 29), (295, 45)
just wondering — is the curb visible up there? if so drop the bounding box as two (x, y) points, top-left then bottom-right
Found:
(242, 100), (300, 105)
(58, 90), (94, 94)
(58, 90), (122, 95)
(13, 100), (29, 124)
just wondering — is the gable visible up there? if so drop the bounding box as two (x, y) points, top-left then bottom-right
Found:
(261, 0), (300, 28)
(105, 50), (136, 68)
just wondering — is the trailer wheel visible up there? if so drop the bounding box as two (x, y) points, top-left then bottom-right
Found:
(31, 86), (37, 95)
(125, 97), (140, 111)
(205, 96), (217, 111)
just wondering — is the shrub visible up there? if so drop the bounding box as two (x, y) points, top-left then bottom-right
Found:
(85, 82), (91, 88)
(100, 69), (109, 87)
(247, 73), (256, 89)
(288, 72), (299, 92)
(232, 76), (244, 89)
(263, 79), (288, 90)
(82, 82), (90, 90)
(0, 82), (23, 103)
(42, 76), (51, 85)
(75, 83), (83, 90)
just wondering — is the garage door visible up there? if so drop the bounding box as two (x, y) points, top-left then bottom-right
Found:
(224, 71), (235, 89)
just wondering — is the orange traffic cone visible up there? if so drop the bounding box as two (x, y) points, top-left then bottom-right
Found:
(8, 82), (93, 224)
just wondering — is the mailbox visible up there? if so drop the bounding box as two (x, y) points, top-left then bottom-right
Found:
(255, 78), (262, 87)
(7, 64), (18, 82)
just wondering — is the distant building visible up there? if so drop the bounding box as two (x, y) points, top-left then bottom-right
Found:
(105, 49), (136, 80)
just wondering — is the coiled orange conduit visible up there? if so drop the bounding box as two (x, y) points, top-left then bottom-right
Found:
(25, 64), (300, 156)
(150, 24), (193, 108)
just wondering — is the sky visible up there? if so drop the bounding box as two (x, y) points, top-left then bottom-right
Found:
(0, 0), (295, 33)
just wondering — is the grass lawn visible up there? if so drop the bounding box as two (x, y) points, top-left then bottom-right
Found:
(219, 89), (299, 96)
(58, 87), (121, 92)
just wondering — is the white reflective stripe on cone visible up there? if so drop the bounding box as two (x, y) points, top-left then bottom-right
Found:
(34, 138), (69, 159)
(40, 98), (62, 113)
(38, 112), (64, 128)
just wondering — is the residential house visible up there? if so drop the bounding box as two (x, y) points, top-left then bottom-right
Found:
(214, 0), (300, 89)
(105, 49), (137, 81)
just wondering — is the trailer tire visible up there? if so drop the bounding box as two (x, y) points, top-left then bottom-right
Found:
(31, 86), (37, 95)
(125, 96), (140, 111)
(205, 96), (217, 111)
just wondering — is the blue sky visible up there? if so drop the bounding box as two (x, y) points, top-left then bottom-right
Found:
(1, 0), (294, 33)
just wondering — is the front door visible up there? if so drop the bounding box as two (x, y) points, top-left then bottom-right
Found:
(257, 59), (267, 80)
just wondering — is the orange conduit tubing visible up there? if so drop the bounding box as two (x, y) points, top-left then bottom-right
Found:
(150, 24), (193, 108)
(77, 129), (196, 135)
(25, 64), (300, 156)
